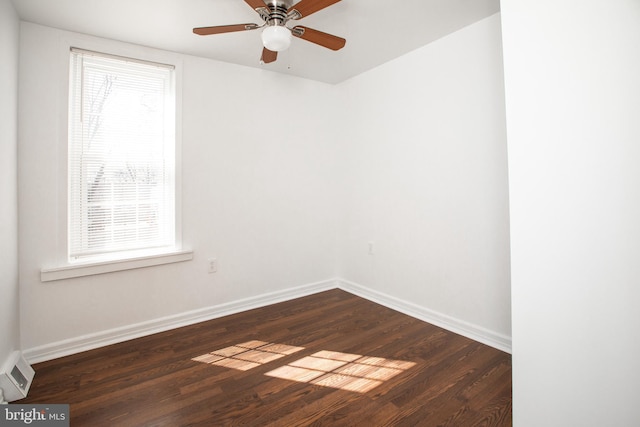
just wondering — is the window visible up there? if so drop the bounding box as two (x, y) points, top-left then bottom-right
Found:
(68, 48), (176, 262)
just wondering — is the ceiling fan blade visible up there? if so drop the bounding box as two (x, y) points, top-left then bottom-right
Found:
(244, 0), (267, 9)
(261, 48), (278, 64)
(291, 26), (346, 51)
(287, 0), (341, 19)
(244, 0), (270, 19)
(193, 23), (260, 36)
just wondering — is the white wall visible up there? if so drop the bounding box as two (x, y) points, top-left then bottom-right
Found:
(0, 0), (20, 365)
(18, 23), (343, 352)
(337, 14), (511, 346)
(501, 1), (640, 425)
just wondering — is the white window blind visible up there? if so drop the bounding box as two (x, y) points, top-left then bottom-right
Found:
(68, 49), (176, 260)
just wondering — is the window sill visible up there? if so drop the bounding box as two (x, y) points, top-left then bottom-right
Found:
(40, 249), (193, 282)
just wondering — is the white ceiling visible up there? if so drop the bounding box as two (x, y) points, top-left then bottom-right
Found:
(11, 0), (500, 84)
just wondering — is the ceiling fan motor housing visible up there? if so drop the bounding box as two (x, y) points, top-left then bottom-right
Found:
(262, 1), (291, 26)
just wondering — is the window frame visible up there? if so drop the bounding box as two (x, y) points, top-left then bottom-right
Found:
(40, 40), (190, 282)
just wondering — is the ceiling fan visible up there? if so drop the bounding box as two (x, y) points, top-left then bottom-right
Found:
(193, 0), (346, 64)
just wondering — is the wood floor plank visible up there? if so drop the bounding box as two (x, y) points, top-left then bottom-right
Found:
(21, 289), (511, 426)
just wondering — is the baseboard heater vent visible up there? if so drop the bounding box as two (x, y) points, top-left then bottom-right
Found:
(0, 351), (35, 402)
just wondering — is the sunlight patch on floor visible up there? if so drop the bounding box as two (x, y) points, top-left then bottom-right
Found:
(265, 350), (416, 393)
(192, 340), (305, 371)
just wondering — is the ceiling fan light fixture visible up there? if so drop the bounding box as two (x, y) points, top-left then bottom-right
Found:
(261, 25), (292, 52)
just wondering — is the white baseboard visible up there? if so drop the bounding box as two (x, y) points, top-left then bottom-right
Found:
(23, 279), (338, 364)
(336, 279), (512, 354)
(24, 277), (511, 363)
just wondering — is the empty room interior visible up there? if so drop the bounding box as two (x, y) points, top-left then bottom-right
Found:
(1, 0), (639, 426)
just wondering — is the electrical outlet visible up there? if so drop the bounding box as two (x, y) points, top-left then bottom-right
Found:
(207, 258), (217, 274)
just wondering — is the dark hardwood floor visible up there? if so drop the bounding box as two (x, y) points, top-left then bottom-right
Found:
(21, 289), (512, 426)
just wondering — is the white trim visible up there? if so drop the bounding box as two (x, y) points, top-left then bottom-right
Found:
(23, 279), (338, 364)
(336, 279), (512, 354)
(40, 249), (193, 282)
